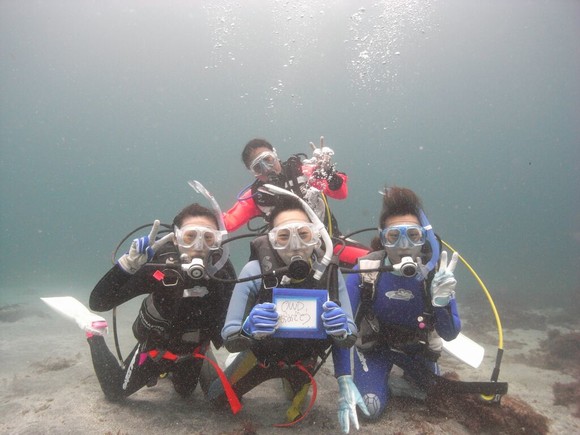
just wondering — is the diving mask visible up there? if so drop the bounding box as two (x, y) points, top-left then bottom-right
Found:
(249, 150), (278, 176)
(379, 224), (426, 248)
(175, 225), (224, 250)
(268, 222), (320, 250)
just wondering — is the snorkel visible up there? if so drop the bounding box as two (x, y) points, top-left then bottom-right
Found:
(418, 208), (440, 277)
(187, 180), (230, 276)
(258, 183), (332, 280)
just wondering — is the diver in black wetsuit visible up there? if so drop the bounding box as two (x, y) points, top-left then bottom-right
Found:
(87, 203), (235, 401)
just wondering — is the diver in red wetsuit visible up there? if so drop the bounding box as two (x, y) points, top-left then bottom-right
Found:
(223, 137), (369, 266)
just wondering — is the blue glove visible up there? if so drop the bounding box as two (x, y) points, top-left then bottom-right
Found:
(321, 301), (351, 339)
(117, 220), (174, 274)
(242, 302), (279, 339)
(431, 250), (459, 307)
(337, 375), (370, 433)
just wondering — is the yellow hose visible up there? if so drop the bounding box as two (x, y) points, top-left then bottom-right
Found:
(442, 240), (505, 402)
(321, 193), (333, 237)
(441, 240), (503, 350)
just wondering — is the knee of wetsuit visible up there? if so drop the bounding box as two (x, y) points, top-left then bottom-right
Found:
(362, 392), (388, 420)
(102, 388), (126, 403)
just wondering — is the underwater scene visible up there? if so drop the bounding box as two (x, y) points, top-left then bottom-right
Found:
(0, 1), (578, 434)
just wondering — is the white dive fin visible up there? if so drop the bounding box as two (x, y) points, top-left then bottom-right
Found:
(41, 296), (107, 334)
(442, 332), (485, 368)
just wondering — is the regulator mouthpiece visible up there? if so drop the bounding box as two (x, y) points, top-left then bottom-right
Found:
(287, 256), (310, 280)
(393, 256), (418, 278)
(266, 172), (282, 184)
(180, 255), (205, 279)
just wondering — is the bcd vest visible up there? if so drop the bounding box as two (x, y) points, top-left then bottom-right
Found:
(132, 247), (231, 352)
(249, 235), (335, 364)
(355, 250), (442, 360)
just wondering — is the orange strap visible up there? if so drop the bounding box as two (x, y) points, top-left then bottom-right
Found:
(193, 350), (242, 415)
(146, 349), (179, 361)
(273, 361), (318, 428)
(143, 348), (242, 415)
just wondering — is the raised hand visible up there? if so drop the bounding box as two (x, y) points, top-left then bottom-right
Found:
(310, 136), (336, 176)
(431, 250), (459, 307)
(117, 220), (174, 274)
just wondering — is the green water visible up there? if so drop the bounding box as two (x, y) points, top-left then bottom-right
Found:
(1, 1), (578, 311)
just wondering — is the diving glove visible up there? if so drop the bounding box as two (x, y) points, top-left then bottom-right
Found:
(431, 250), (459, 307)
(321, 301), (351, 339)
(117, 220), (174, 274)
(242, 302), (279, 339)
(337, 375), (370, 433)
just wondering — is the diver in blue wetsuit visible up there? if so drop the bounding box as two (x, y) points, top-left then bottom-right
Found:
(346, 186), (461, 420)
(209, 193), (369, 433)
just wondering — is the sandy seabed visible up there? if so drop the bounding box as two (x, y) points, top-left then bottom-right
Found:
(0, 293), (578, 435)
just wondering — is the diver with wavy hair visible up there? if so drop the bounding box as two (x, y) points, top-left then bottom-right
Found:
(346, 186), (461, 420)
(209, 193), (369, 433)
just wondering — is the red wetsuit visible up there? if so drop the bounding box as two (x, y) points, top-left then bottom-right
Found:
(223, 158), (368, 267)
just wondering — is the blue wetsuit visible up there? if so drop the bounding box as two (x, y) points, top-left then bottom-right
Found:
(346, 252), (461, 419)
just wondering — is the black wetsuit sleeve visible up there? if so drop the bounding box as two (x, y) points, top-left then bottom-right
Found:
(89, 264), (153, 312)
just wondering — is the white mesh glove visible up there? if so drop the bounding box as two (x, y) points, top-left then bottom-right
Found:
(117, 220), (174, 274)
(431, 250), (459, 307)
(337, 375), (370, 433)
